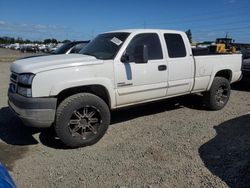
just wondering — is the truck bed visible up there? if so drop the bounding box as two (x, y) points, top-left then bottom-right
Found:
(192, 47), (238, 56)
(192, 53), (242, 91)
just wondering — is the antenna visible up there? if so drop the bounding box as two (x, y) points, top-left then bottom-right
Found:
(225, 32), (229, 38)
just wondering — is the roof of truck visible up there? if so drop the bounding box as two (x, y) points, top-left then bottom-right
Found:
(105, 29), (184, 34)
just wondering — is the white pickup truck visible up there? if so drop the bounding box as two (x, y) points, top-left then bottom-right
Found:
(8, 29), (242, 148)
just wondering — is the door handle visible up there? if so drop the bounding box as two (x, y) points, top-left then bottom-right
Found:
(158, 65), (167, 71)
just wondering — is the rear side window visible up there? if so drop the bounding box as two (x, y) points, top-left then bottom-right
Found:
(126, 33), (163, 61)
(164, 34), (186, 58)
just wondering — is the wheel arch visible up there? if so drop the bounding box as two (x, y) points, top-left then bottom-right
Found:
(56, 85), (112, 108)
(207, 69), (232, 90)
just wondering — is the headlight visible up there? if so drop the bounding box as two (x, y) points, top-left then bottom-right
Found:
(17, 73), (35, 97)
(18, 74), (35, 85)
(17, 86), (32, 97)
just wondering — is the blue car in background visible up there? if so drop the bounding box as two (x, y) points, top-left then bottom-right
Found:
(0, 163), (16, 188)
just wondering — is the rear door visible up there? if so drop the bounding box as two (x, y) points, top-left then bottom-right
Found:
(114, 33), (168, 106)
(163, 33), (194, 96)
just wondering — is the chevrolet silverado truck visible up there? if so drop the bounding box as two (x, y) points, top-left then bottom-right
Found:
(8, 29), (242, 148)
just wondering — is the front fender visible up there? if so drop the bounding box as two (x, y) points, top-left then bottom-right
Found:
(50, 78), (116, 108)
(32, 63), (116, 107)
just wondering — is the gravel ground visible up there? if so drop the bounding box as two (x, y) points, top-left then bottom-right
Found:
(0, 48), (43, 62)
(0, 48), (250, 188)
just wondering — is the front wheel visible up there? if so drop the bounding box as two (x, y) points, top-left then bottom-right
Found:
(55, 93), (110, 148)
(203, 77), (231, 110)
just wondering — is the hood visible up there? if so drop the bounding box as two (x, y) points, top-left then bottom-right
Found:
(11, 54), (102, 74)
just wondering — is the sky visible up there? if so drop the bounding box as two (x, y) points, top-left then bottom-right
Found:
(0, 0), (250, 43)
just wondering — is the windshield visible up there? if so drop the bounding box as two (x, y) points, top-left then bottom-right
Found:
(80, 32), (130, 60)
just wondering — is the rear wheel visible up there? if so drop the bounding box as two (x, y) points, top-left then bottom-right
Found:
(55, 93), (110, 148)
(203, 77), (231, 110)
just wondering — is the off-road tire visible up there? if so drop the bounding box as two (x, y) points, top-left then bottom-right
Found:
(55, 93), (110, 148)
(203, 77), (231, 110)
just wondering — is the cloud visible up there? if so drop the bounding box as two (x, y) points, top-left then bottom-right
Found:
(0, 20), (6, 25)
(0, 20), (87, 41)
(0, 20), (68, 39)
(34, 24), (48, 29)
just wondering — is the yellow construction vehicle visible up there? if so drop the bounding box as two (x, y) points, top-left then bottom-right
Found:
(209, 37), (237, 54)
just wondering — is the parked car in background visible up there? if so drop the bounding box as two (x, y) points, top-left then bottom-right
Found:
(10, 43), (20, 50)
(242, 58), (250, 77)
(47, 43), (63, 53)
(51, 41), (89, 54)
(18, 41), (90, 60)
(239, 48), (250, 79)
(0, 162), (16, 188)
(241, 48), (250, 59)
(38, 44), (46, 52)
(20, 44), (39, 53)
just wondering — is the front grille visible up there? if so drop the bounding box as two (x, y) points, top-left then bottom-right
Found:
(9, 72), (18, 93)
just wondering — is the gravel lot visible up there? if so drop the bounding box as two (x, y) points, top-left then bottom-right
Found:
(0, 48), (250, 188)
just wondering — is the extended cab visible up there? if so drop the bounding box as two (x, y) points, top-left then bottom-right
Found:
(8, 29), (242, 148)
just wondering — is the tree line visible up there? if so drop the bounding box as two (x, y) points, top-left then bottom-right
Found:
(0, 36), (71, 44)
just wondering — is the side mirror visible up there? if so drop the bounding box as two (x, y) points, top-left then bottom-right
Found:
(134, 45), (148, 63)
(121, 53), (129, 63)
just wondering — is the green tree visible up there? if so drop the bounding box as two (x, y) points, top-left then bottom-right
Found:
(62, 39), (71, 43)
(34, 40), (42, 44)
(51, 38), (58, 44)
(185, 29), (192, 43)
(44, 39), (52, 44)
(25, 39), (31, 43)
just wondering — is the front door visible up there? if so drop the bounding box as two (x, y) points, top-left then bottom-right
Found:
(114, 33), (168, 106)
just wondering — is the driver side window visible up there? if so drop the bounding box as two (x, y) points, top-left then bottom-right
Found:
(125, 33), (163, 62)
